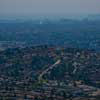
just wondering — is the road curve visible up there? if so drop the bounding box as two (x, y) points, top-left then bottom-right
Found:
(38, 59), (61, 81)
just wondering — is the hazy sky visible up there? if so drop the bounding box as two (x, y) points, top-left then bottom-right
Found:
(0, 0), (100, 17)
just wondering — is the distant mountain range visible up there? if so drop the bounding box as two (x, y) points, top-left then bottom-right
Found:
(87, 14), (100, 20)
